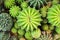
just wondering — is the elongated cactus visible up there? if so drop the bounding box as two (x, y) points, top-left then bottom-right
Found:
(0, 13), (13, 31)
(47, 4), (60, 27)
(17, 7), (42, 31)
(4, 0), (15, 8)
(28, 0), (47, 9)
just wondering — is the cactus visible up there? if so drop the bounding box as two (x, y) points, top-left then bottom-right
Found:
(18, 29), (25, 36)
(40, 6), (48, 18)
(47, 4), (60, 27)
(17, 7), (42, 31)
(36, 31), (53, 40)
(0, 13), (13, 31)
(0, 32), (10, 40)
(25, 31), (33, 40)
(42, 24), (49, 31)
(28, 0), (47, 9)
(21, 1), (28, 9)
(11, 27), (17, 34)
(31, 28), (41, 38)
(4, 0), (15, 8)
(9, 6), (21, 18)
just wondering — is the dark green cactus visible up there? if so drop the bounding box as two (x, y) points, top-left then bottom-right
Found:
(0, 13), (13, 31)
(28, 0), (47, 9)
(0, 32), (10, 40)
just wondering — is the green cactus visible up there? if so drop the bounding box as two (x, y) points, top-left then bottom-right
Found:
(36, 31), (53, 40)
(0, 13), (13, 31)
(4, 0), (15, 8)
(55, 27), (60, 34)
(47, 4), (60, 27)
(28, 0), (47, 9)
(9, 6), (21, 18)
(18, 29), (25, 36)
(21, 1), (28, 9)
(40, 6), (48, 18)
(17, 7), (42, 31)
(0, 32), (10, 40)
(31, 28), (41, 38)
(42, 24), (49, 31)
(49, 25), (54, 31)
(11, 27), (17, 34)
(25, 31), (33, 40)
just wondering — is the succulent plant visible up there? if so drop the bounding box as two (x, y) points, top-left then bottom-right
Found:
(21, 1), (28, 9)
(0, 32), (10, 40)
(16, 0), (24, 4)
(40, 6), (48, 18)
(31, 28), (41, 38)
(9, 6), (21, 17)
(55, 27), (60, 34)
(28, 0), (47, 9)
(25, 31), (33, 40)
(47, 4), (60, 27)
(42, 24), (49, 31)
(36, 31), (53, 40)
(0, 13), (13, 31)
(49, 25), (54, 31)
(4, 0), (15, 8)
(17, 7), (42, 31)
(11, 27), (17, 34)
(18, 29), (25, 36)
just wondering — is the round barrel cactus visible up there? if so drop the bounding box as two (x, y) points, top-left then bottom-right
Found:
(31, 28), (41, 38)
(4, 0), (15, 8)
(28, 0), (47, 9)
(0, 13), (13, 31)
(9, 6), (21, 18)
(0, 32), (10, 40)
(17, 7), (42, 31)
(47, 4), (60, 27)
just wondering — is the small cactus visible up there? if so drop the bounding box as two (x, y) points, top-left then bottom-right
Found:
(9, 6), (21, 18)
(4, 0), (15, 8)
(31, 28), (41, 38)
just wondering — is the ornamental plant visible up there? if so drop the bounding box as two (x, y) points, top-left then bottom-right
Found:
(9, 6), (21, 18)
(0, 13), (13, 31)
(4, 0), (15, 8)
(17, 7), (42, 31)
(28, 0), (47, 8)
(47, 4), (60, 27)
